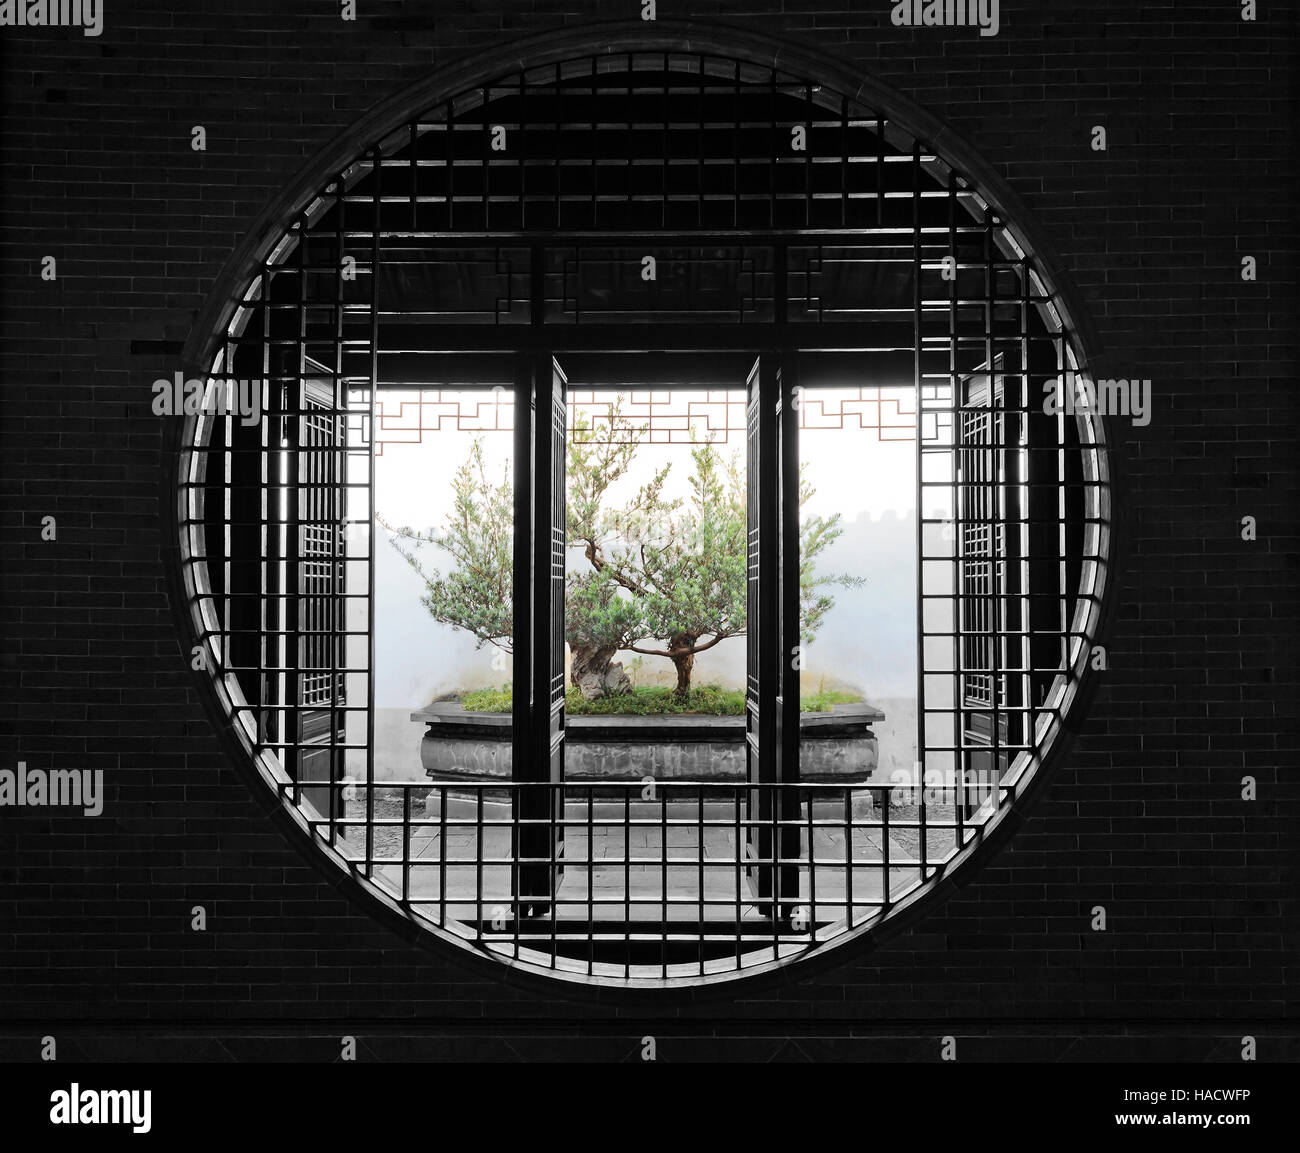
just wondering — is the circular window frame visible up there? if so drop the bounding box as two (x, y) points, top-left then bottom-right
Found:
(165, 19), (1116, 1002)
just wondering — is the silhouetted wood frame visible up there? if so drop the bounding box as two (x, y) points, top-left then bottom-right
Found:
(512, 353), (569, 913)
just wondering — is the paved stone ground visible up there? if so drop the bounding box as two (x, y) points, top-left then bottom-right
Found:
(353, 794), (921, 926)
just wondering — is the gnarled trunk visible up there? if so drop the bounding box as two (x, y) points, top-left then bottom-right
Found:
(669, 635), (697, 698)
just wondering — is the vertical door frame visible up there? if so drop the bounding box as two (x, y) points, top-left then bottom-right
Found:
(512, 350), (568, 916)
(774, 350), (803, 918)
(745, 354), (778, 909)
(746, 348), (803, 919)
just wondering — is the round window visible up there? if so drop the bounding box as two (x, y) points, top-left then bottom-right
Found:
(176, 33), (1109, 991)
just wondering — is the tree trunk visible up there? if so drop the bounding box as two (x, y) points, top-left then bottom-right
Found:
(669, 641), (696, 699)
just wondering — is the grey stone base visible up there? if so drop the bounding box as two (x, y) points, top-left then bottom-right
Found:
(413, 704), (882, 783)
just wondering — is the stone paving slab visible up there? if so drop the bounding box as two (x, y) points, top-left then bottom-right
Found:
(364, 799), (919, 926)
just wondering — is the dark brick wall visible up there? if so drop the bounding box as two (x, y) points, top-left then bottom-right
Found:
(1, 1), (1296, 1059)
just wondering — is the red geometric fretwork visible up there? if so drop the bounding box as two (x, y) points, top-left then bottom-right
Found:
(373, 386), (916, 455)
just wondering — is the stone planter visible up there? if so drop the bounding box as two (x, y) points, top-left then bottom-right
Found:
(411, 702), (882, 784)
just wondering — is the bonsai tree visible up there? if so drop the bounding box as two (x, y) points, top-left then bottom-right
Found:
(378, 436), (514, 654)
(379, 420), (653, 695)
(563, 403), (668, 696)
(605, 439), (862, 697)
(564, 568), (644, 697)
(383, 412), (863, 703)
(617, 440), (748, 697)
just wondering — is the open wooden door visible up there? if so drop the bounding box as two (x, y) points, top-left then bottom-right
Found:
(957, 353), (1027, 821)
(294, 378), (349, 821)
(745, 352), (801, 918)
(744, 355), (776, 907)
(264, 373), (348, 822)
(513, 354), (567, 915)
(773, 354), (803, 917)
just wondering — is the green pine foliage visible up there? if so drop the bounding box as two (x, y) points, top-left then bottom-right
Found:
(380, 408), (865, 700)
